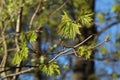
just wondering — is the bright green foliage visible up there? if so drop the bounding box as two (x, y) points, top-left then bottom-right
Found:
(39, 56), (60, 76)
(39, 62), (60, 76)
(39, 56), (47, 64)
(12, 31), (37, 64)
(27, 31), (37, 43)
(12, 46), (28, 64)
(78, 9), (93, 27)
(12, 52), (23, 64)
(58, 12), (81, 40)
(12, 33), (29, 64)
(77, 46), (92, 59)
(74, 0), (94, 27)
(20, 33), (26, 42)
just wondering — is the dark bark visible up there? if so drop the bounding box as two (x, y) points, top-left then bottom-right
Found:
(32, 27), (46, 80)
(67, 0), (97, 80)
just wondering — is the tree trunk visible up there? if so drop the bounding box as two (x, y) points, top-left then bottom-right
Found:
(72, 0), (97, 80)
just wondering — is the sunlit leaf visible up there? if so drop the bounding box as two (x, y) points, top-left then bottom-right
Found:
(20, 33), (26, 42)
(39, 62), (60, 76)
(27, 31), (37, 43)
(12, 42), (28, 65)
(78, 8), (93, 27)
(58, 11), (81, 40)
(12, 52), (22, 64)
(77, 46), (92, 59)
(39, 56), (47, 64)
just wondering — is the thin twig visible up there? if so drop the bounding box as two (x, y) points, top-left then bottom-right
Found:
(29, 0), (42, 29)
(48, 35), (93, 63)
(0, 21), (8, 80)
(72, 48), (78, 57)
(12, 2), (23, 80)
(0, 65), (38, 74)
(0, 65), (38, 69)
(74, 35), (93, 48)
(90, 40), (106, 49)
(1, 68), (34, 79)
(48, 48), (73, 63)
(49, 0), (68, 17)
(90, 36), (109, 49)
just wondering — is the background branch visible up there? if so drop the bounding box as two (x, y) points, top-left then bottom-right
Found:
(12, 2), (23, 80)
(49, 0), (68, 17)
(1, 68), (34, 79)
(97, 21), (120, 36)
(0, 21), (8, 80)
(29, 0), (42, 29)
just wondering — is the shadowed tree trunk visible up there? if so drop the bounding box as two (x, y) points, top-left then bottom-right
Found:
(68, 0), (97, 80)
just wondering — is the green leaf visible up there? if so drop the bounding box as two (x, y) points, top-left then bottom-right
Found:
(12, 42), (28, 65)
(58, 11), (81, 40)
(39, 56), (47, 64)
(12, 52), (23, 64)
(39, 62), (60, 76)
(61, 11), (71, 23)
(20, 33), (26, 42)
(27, 31), (37, 43)
(78, 8), (93, 27)
(20, 46), (28, 59)
(77, 46), (92, 59)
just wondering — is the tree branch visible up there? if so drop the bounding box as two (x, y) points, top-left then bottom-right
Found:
(48, 35), (93, 63)
(13, 2), (23, 80)
(49, 0), (68, 17)
(1, 68), (34, 79)
(0, 21), (8, 80)
(48, 34), (109, 63)
(74, 35), (93, 48)
(97, 21), (120, 36)
(29, 0), (42, 29)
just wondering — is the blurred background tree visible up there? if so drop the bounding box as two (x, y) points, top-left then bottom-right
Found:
(0, 0), (120, 80)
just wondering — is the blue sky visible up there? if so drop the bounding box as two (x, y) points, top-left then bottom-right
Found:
(95, 0), (120, 80)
